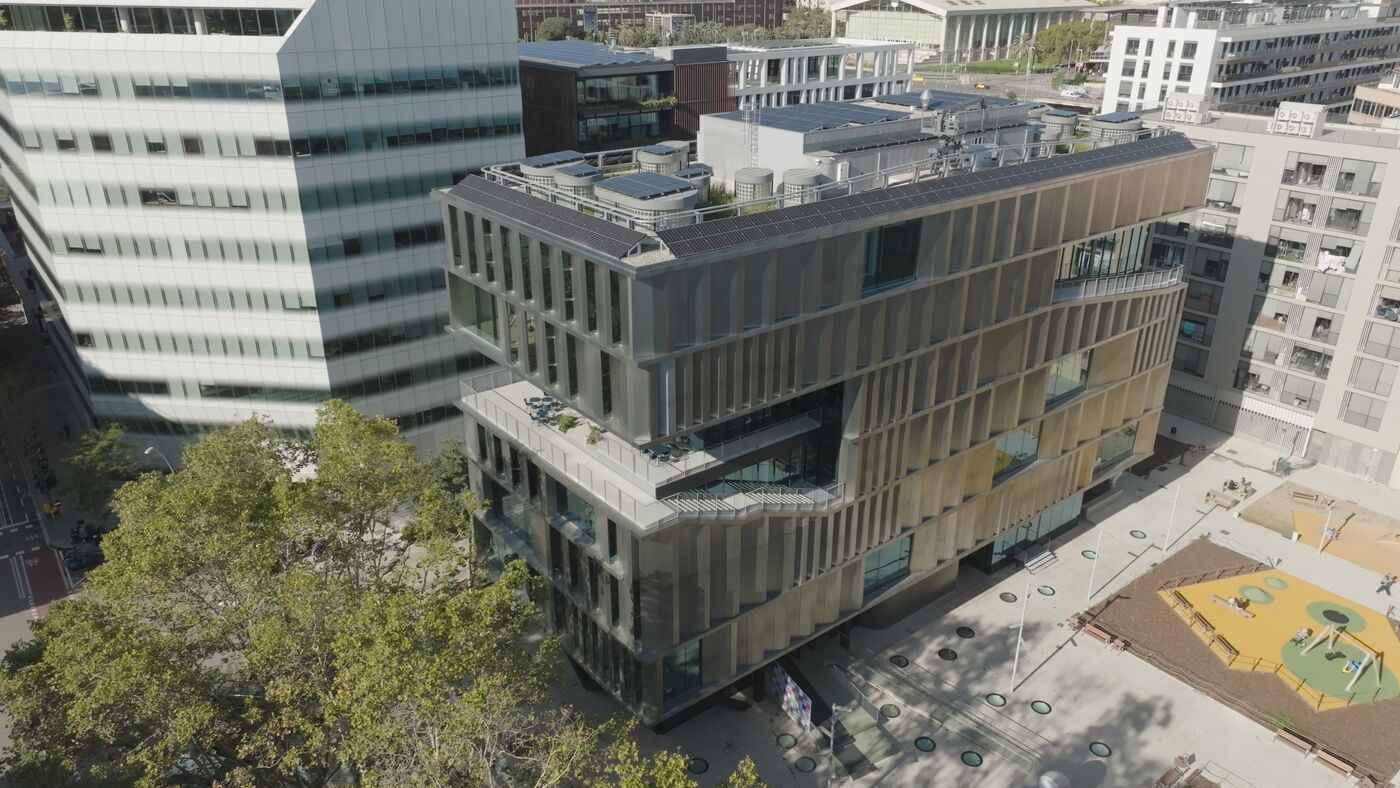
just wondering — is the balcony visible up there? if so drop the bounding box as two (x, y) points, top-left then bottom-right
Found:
(1281, 165), (1327, 188)
(1197, 229), (1235, 248)
(1271, 243), (1306, 263)
(1051, 265), (1183, 303)
(1376, 298), (1400, 323)
(459, 369), (839, 529)
(1325, 210), (1364, 234)
(1288, 348), (1333, 378)
(1334, 171), (1383, 197)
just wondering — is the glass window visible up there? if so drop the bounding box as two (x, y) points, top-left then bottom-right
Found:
(553, 480), (596, 538)
(1211, 143), (1252, 176)
(1179, 312), (1214, 345)
(993, 426), (1040, 480)
(1341, 392), (1385, 430)
(451, 279), (497, 343)
(862, 218), (921, 294)
(1094, 426), (1137, 472)
(1173, 344), (1209, 377)
(1045, 351), (1091, 404)
(662, 641), (701, 703)
(862, 536), (912, 599)
(1351, 358), (1396, 396)
(562, 253), (576, 321)
(585, 261), (598, 332)
(600, 350), (614, 416)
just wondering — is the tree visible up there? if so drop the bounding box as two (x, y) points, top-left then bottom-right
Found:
(775, 6), (831, 39)
(592, 734), (765, 788)
(2, 403), (771, 786)
(58, 423), (141, 515)
(535, 17), (572, 41)
(616, 24), (665, 48)
(1033, 21), (1108, 65)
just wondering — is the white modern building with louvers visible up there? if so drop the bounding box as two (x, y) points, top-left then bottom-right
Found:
(0, 0), (523, 454)
(1102, 1), (1400, 116)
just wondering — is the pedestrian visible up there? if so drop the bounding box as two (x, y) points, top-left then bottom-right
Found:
(1380, 574), (1397, 596)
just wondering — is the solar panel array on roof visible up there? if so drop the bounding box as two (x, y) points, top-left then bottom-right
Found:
(658, 134), (1196, 258)
(675, 164), (714, 177)
(711, 100), (911, 132)
(638, 143), (680, 155)
(518, 40), (662, 68)
(598, 172), (696, 200)
(1094, 111), (1140, 123)
(1043, 109), (1080, 118)
(524, 150), (585, 168)
(822, 131), (939, 155)
(555, 162), (601, 177)
(448, 177), (646, 260)
(876, 90), (1016, 109)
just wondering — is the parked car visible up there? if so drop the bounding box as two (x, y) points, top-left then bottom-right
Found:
(974, 82), (989, 90)
(1060, 87), (1089, 98)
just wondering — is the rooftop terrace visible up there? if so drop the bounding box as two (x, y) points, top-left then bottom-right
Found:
(451, 128), (1199, 266)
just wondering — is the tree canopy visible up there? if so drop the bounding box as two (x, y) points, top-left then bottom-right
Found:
(1, 402), (764, 787)
(535, 17), (572, 41)
(610, 7), (833, 49)
(58, 423), (141, 515)
(1033, 21), (1109, 65)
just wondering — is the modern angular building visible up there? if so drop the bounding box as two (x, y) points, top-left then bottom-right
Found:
(0, 0), (524, 454)
(1149, 98), (1400, 486)
(438, 123), (1209, 725)
(1348, 65), (1400, 126)
(835, 0), (1096, 63)
(1102, 1), (1400, 117)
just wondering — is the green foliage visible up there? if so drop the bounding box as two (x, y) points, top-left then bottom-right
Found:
(58, 423), (141, 515)
(611, 7), (831, 48)
(592, 732), (766, 788)
(587, 425), (604, 446)
(557, 414), (579, 432)
(0, 8), (10, 30)
(0, 402), (604, 786)
(1034, 21), (1109, 65)
(535, 17), (572, 41)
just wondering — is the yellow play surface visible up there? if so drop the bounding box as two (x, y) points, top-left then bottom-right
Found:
(1163, 569), (1400, 706)
(1292, 510), (1400, 576)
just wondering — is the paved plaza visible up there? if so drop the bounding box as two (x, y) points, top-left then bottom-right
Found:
(561, 413), (1400, 787)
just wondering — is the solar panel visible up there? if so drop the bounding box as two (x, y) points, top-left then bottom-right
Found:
(675, 164), (714, 178)
(1095, 111), (1140, 123)
(1043, 109), (1079, 118)
(518, 40), (663, 68)
(597, 172), (696, 200)
(523, 150), (585, 168)
(555, 162), (601, 177)
(638, 144), (679, 155)
(448, 177), (646, 260)
(659, 134), (1198, 258)
(876, 90), (1016, 109)
(711, 100), (910, 132)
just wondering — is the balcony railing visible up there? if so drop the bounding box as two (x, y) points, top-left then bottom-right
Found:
(459, 370), (845, 528)
(1051, 265), (1183, 303)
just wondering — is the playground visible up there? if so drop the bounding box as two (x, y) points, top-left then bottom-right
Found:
(1087, 539), (1400, 783)
(1162, 569), (1399, 708)
(1239, 481), (1400, 577)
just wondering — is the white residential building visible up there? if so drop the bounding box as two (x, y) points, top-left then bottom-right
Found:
(0, 0), (524, 455)
(835, 0), (1096, 63)
(1147, 98), (1400, 486)
(723, 37), (915, 107)
(1102, 1), (1400, 116)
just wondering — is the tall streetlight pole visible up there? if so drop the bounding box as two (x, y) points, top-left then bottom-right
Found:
(1161, 486), (1181, 553)
(1009, 579), (1032, 692)
(143, 445), (174, 472)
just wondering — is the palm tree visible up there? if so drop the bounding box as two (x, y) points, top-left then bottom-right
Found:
(1010, 34), (1037, 96)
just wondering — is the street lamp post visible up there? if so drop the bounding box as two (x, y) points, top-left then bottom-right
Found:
(143, 445), (174, 472)
(1317, 500), (1336, 554)
(1009, 579), (1032, 692)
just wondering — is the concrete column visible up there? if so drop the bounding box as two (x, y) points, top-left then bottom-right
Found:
(117, 7), (131, 32)
(193, 8), (207, 34)
(994, 14), (1004, 58)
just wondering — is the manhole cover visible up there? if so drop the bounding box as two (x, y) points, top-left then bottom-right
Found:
(956, 626), (976, 638)
(999, 592), (1018, 603)
(985, 693), (1007, 707)
(938, 648), (958, 661)
(1090, 742), (1113, 758)
(1129, 529), (1148, 539)
(880, 703), (901, 718)
(889, 654), (910, 668)
(915, 736), (936, 752)
(686, 758), (708, 775)
(776, 733), (797, 749)
(794, 756), (817, 773)
(1157, 464), (1169, 472)
(1081, 549), (1097, 559)
(961, 751), (984, 767)
(1037, 585), (1056, 596)
(1031, 700), (1052, 715)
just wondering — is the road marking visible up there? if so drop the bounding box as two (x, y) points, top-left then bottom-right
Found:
(12, 555), (35, 619)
